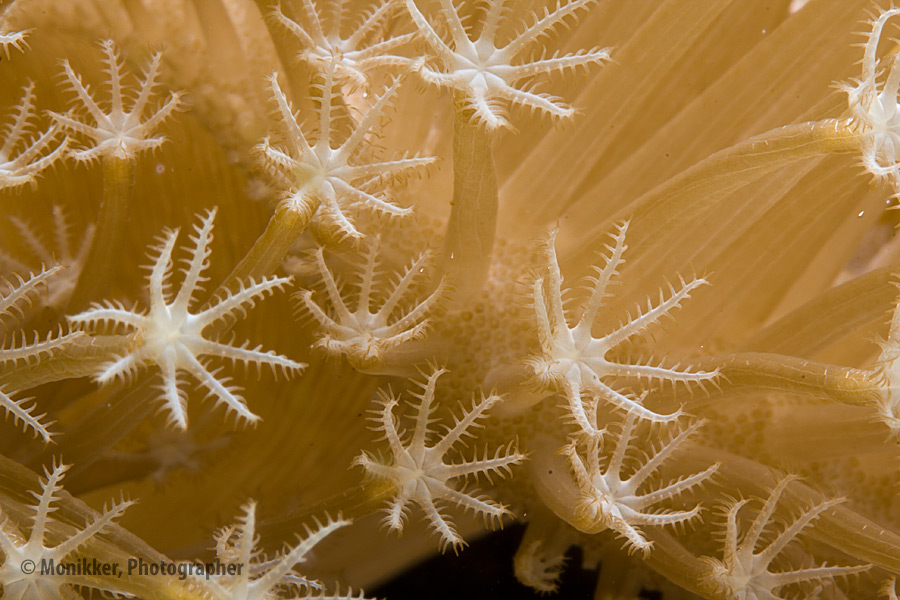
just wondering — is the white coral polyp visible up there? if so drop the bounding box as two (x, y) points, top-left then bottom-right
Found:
(269, 0), (415, 89)
(300, 237), (445, 369)
(868, 278), (900, 438)
(257, 68), (434, 241)
(530, 222), (718, 435)
(700, 477), (868, 600)
(354, 367), (525, 552)
(843, 8), (900, 189)
(68, 209), (305, 430)
(50, 39), (183, 163)
(0, 462), (133, 600)
(0, 83), (66, 191)
(563, 415), (717, 555)
(202, 502), (368, 600)
(405, 0), (610, 129)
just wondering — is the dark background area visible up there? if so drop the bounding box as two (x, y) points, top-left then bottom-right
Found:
(374, 524), (664, 599)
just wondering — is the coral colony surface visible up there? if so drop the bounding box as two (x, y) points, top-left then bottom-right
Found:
(8, 0), (900, 598)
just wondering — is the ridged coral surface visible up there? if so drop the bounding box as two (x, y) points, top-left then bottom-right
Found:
(2, 1), (900, 599)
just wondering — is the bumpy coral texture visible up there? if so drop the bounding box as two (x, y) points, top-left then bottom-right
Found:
(3, 1), (900, 600)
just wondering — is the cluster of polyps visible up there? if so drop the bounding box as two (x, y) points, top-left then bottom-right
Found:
(3, 1), (900, 599)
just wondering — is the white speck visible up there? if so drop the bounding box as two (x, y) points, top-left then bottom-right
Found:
(155, 163), (165, 175)
(858, 210), (865, 217)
